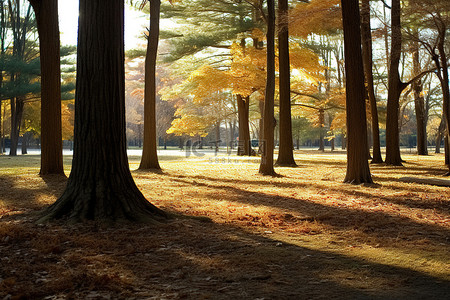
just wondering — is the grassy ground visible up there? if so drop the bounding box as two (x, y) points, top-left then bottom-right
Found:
(0, 151), (449, 299)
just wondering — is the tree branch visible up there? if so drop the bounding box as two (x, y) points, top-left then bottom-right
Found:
(400, 68), (437, 91)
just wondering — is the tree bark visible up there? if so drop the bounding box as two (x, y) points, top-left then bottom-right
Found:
(275, 0), (296, 167)
(29, 0), (65, 175)
(139, 0), (161, 170)
(361, 0), (382, 163)
(259, 0), (276, 176)
(237, 94), (253, 156)
(341, 0), (373, 184)
(412, 32), (427, 155)
(385, 0), (403, 165)
(38, 0), (166, 224)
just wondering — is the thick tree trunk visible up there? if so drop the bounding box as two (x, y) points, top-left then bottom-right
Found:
(38, 0), (166, 224)
(275, 0), (296, 167)
(412, 35), (427, 155)
(237, 94), (253, 156)
(30, 0), (65, 175)
(385, 0), (403, 166)
(259, 0), (276, 176)
(341, 0), (372, 184)
(361, 0), (382, 163)
(139, 0), (161, 170)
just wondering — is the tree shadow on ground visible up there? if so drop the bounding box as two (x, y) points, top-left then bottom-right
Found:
(167, 176), (449, 247)
(0, 210), (449, 299)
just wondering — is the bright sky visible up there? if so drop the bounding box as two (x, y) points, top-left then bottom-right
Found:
(58, 0), (149, 50)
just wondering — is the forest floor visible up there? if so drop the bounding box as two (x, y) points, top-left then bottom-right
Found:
(0, 150), (449, 299)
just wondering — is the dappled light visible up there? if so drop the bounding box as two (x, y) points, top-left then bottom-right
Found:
(1, 0), (450, 298)
(1, 152), (449, 298)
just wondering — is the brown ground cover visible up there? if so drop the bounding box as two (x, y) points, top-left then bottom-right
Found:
(0, 151), (449, 299)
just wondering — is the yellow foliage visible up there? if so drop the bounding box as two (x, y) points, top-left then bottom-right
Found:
(167, 114), (215, 137)
(290, 0), (342, 38)
(61, 101), (74, 140)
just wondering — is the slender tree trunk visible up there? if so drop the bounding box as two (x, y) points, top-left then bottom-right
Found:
(275, 0), (296, 167)
(361, 0), (382, 163)
(1, 101), (5, 153)
(30, 0), (65, 175)
(139, 0), (161, 170)
(437, 27), (450, 173)
(38, 0), (166, 223)
(0, 0), (3, 155)
(318, 108), (325, 151)
(436, 117), (445, 153)
(237, 94), (252, 156)
(385, 0), (403, 165)
(10, 96), (24, 156)
(412, 32), (427, 155)
(341, 0), (372, 184)
(228, 121), (234, 150)
(259, 0), (276, 176)
(21, 131), (28, 154)
(258, 99), (264, 154)
(0, 100), (2, 155)
(215, 120), (220, 152)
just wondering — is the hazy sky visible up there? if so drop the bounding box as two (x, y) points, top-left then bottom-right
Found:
(58, 0), (149, 49)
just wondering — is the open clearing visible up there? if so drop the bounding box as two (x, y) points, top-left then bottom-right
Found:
(0, 151), (449, 299)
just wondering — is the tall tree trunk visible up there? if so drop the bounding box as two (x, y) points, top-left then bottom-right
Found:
(412, 32), (427, 155)
(341, 0), (373, 184)
(259, 0), (276, 176)
(237, 94), (252, 156)
(139, 0), (161, 170)
(361, 0), (382, 163)
(275, 0), (296, 167)
(30, 0), (65, 175)
(38, 0), (166, 223)
(436, 23), (450, 173)
(0, 1), (3, 155)
(385, 0), (403, 166)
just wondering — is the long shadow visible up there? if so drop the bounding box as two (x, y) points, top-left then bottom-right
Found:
(167, 176), (450, 247)
(0, 210), (449, 299)
(328, 180), (450, 215)
(165, 172), (449, 215)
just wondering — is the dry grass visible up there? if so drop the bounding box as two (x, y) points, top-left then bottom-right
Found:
(0, 151), (449, 299)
